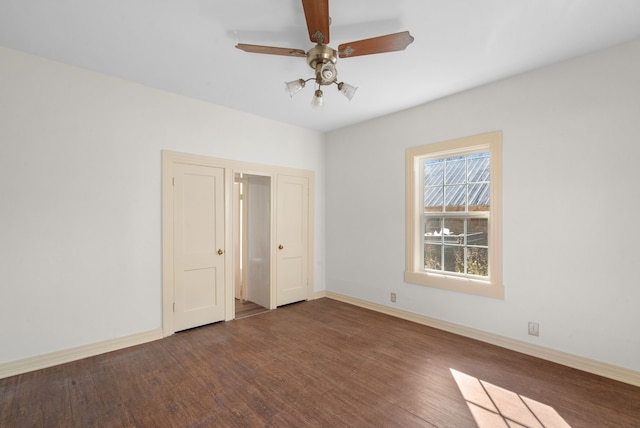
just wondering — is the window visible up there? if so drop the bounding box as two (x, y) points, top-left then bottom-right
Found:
(405, 131), (503, 298)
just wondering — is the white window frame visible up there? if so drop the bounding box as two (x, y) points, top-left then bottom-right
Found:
(405, 131), (503, 299)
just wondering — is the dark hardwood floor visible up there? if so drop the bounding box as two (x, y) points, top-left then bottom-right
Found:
(1, 298), (639, 427)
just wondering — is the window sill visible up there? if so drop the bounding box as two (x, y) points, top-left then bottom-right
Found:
(404, 270), (504, 299)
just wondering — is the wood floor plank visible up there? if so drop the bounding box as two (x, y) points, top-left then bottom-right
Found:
(1, 298), (639, 427)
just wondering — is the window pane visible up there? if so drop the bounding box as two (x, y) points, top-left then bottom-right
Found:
(424, 159), (443, 186)
(467, 247), (488, 276)
(467, 153), (490, 182)
(424, 186), (443, 212)
(424, 244), (442, 270)
(467, 218), (488, 246)
(424, 217), (443, 244)
(443, 218), (465, 244)
(444, 246), (464, 273)
(445, 185), (466, 212)
(445, 157), (466, 185)
(468, 183), (490, 211)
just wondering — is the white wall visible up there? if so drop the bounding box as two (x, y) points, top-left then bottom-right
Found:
(326, 39), (640, 371)
(0, 47), (325, 363)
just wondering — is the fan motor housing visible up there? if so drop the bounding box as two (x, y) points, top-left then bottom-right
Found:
(307, 45), (338, 85)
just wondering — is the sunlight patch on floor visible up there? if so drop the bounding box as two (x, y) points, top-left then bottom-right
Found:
(450, 368), (571, 428)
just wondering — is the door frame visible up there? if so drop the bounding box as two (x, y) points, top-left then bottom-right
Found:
(161, 150), (314, 337)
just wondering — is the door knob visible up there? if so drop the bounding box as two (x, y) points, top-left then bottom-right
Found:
(278, 245), (283, 250)
(218, 249), (224, 255)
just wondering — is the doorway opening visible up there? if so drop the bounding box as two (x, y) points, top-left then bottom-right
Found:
(233, 173), (271, 319)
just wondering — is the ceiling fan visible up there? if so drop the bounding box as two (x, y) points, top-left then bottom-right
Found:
(235, 0), (414, 107)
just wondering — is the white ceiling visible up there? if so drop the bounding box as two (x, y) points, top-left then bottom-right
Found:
(1, 0), (639, 132)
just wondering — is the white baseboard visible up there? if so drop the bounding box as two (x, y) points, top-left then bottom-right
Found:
(0, 329), (163, 380)
(312, 290), (327, 300)
(325, 291), (640, 387)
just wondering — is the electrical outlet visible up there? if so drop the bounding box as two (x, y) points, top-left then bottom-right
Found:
(390, 292), (396, 303)
(528, 322), (539, 336)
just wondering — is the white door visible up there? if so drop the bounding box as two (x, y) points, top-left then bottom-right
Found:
(173, 163), (225, 331)
(276, 174), (309, 306)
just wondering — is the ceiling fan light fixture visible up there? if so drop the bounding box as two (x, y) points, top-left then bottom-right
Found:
(311, 89), (324, 108)
(285, 79), (306, 97)
(237, 1), (415, 109)
(338, 82), (358, 101)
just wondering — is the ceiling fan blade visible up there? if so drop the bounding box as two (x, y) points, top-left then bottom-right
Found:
(301, 0), (330, 44)
(236, 43), (306, 58)
(338, 31), (414, 58)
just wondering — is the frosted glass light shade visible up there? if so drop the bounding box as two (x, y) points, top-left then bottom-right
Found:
(285, 79), (305, 97)
(311, 89), (324, 108)
(339, 82), (358, 101)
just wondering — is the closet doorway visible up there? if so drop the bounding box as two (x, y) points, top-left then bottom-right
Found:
(233, 173), (271, 318)
(162, 150), (313, 336)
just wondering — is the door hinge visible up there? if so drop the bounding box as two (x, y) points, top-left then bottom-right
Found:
(173, 302), (175, 312)
(172, 177), (175, 186)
